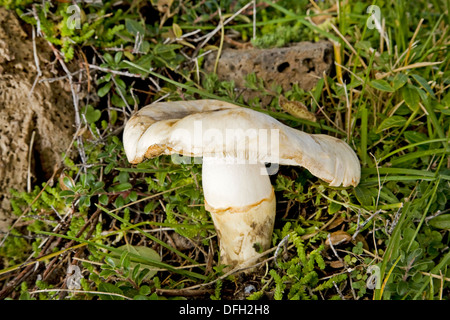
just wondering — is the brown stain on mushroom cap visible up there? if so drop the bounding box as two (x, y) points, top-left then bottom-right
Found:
(144, 144), (166, 159)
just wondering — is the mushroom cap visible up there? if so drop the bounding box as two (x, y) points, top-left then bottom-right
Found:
(123, 99), (361, 187)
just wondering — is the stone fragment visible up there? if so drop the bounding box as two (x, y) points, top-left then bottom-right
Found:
(203, 41), (333, 104)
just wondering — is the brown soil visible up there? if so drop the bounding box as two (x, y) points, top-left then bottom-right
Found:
(0, 9), (76, 233)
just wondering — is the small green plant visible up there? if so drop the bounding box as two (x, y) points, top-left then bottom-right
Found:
(265, 225), (348, 300)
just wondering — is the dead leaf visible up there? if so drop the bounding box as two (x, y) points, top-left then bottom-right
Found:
(172, 232), (195, 251)
(325, 230), (352, 246)
(278, 96), (316, 122)
(329, 260), (345, 268)
(161, 24), (195, 49)
(154, 0), (173, 13)
(308, 2), (338, 25)
(326, 215), (346, 230)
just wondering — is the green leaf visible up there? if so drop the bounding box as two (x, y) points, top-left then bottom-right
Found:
(62, 176), (74, 190)
(153, 43), (182, 54)
(403, 131), (428, 145)
(119, 250), (131, 271)
(105, 256), (116, 267)
(402, 85), (420, 110)
(172, 23), (182, 38)
(128, 191), (138, 202)
(110, 182), (132, 192)
(97, 282), (125, 300)
(370, 79), (395, 92)
(115, 77), (126, 91)
(79, 195), (91, 208)
(98, 82), (112, 98)
(99, 194), (109, 205)
(93, 181), (105, 191)
(125, 18), (146, 36)
(139, 285), (151, 296)
(114, 196), (125, 208)
(355, 40), (371, 51)
(132, 264), (142, 281)
(354, 186), (373, 206)
(114, 52), (123, 65)
(396, 281), (409, 296)
(376, 116), (407, 133)
(103, 53), (114, 65)
(114, 171), (130, 184)
(111, 93), (126, 107)
(411, 74), (436, 99)
(392, 73), (408, 90)
(442, 90), (450, 107)
(82, 105), (101, 124)
(110, 109), (118, 125)
(328, 201), (342, 214)
(59, 190), (75, 197)
(105, 162), (115, 175)
(144, 202), (157, 214)
(110, 244), (161, 280)
(127, 54), (153, 75)
(428, 214), (450, 230)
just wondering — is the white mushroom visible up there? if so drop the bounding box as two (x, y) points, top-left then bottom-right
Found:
(123, 99), (361, 270)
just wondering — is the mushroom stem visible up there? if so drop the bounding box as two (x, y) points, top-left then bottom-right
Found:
(202, 158), (276, 270)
